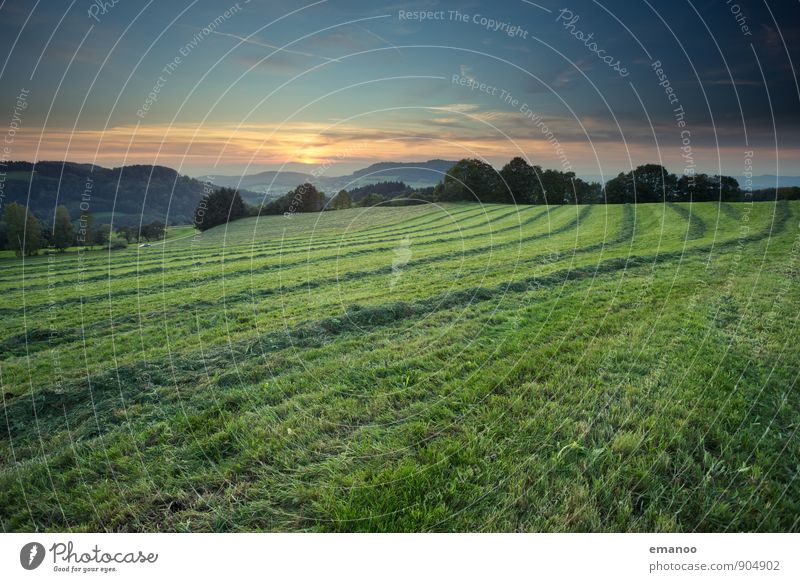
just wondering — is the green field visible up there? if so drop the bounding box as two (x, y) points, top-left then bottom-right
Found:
(1, 201), (798, 532)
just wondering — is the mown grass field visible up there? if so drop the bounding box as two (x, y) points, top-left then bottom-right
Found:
(1, 200), (798, 532)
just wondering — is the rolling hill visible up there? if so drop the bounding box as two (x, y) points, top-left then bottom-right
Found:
(1, 199), (797, 531)
(199, 159), (457, 197)
(0, 161), (210, 226)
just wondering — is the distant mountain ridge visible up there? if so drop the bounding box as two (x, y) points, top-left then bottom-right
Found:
(4, 160), (798, 227)
(199, 160), (458, 199)
(0, 160), (458, 226)
(749, 175), (800, 189)
(0, 161), (209, 226)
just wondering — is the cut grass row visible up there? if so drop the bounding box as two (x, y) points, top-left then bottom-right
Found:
(1, 214), (796, 531)
(0, 203), (782, 393)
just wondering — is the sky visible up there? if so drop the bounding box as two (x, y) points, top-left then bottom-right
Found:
(0, 0), (798, 181)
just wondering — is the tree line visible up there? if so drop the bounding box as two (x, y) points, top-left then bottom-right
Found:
(191, 158), (799, 233)
(0, 202), (166, 256)
(192, 183), (418, 231)
(429, 158), (779, 205)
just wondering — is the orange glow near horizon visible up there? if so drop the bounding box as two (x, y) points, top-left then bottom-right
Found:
(7, 121), (791, 178)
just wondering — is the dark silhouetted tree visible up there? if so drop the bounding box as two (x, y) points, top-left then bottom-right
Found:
(77, 212), (95, 248)
(117, 225), (137, 243)
(52, 205), (75, 251)
(94, 224), (112, 246)
(499, 157), (539, 204)
(360, 193), (384, 207)
(291, 183), (326, 213)
(604, 172), (631, 204)
(141, 220), (166, 241)
(630, 164), (677, 202)
(717, 175), (740, 202)
(678, 173), (714, 202)
(3, 202), (42, 256)
(194, 187), (247, 231)
(332, 189), (352, 210)
(436, 159), (500, 202)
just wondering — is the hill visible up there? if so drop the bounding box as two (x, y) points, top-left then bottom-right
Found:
(340, 159), (457, 188)
(0, 161), (210, 225)
(1, 200), (797, 532)
(195, 170), (315, 199)
(199, 159), (458, 197)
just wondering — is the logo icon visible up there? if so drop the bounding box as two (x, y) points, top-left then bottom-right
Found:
(20, 542), (46, 570)
(389, 235), (412, 290)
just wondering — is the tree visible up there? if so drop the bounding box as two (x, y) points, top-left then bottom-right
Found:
(604, 172), (633, 204)
(106, 234), (128, 250)
(603, 165), (676, 203)
(717, 175), (740, 202)
(360, 193), (384, 207)
(77, 212), (96, 248)
(194, 187), (247, 231)
(678, 173), (714, 202)
(579, 182), (604, 204)
(436, 159), (500, 202)
(629, 164), (677, 202)
(3, 202), (42, 256)
(39, 218), (53, 248)
(117, 225), (137, 243)
(52, 205), (75, 251)
(347, 181), (409, 202)
(541, 169), (578, 204)
(94, 224), (112, 246)
(499, 157), (539, 204)
(332, 189), (352, 210)
(294, 183), (326, 213)
(141, 220), (166, 241)
(261, 183), (326, 215)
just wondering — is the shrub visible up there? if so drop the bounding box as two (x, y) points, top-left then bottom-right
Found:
(107, 235), (129, 250)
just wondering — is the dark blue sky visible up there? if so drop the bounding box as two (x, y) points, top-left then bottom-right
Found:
(0, 0), (797, 179)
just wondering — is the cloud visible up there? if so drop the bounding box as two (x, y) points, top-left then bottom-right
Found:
(11, 108), (800, 177)
(200, 28), (342, 64)
(236, 53), (329, 75)
(437, 103), (480, 113)
(459, 65), (475, 81)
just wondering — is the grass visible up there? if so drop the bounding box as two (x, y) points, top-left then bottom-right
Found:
(0, 225), (196, 259)
(0, 201), (798, 532)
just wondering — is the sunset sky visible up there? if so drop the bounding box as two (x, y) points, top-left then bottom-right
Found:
(1, 0), (798, 180)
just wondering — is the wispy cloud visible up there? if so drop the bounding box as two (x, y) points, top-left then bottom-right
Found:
(195, 27), (342, 63)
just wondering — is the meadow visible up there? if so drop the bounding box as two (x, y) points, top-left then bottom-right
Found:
(0, 200), (798, 532)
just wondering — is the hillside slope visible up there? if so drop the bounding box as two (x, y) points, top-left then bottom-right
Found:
(200, 159), (458, 195)
(0, 201), (798, 532)
(0, 161), (210, 225)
